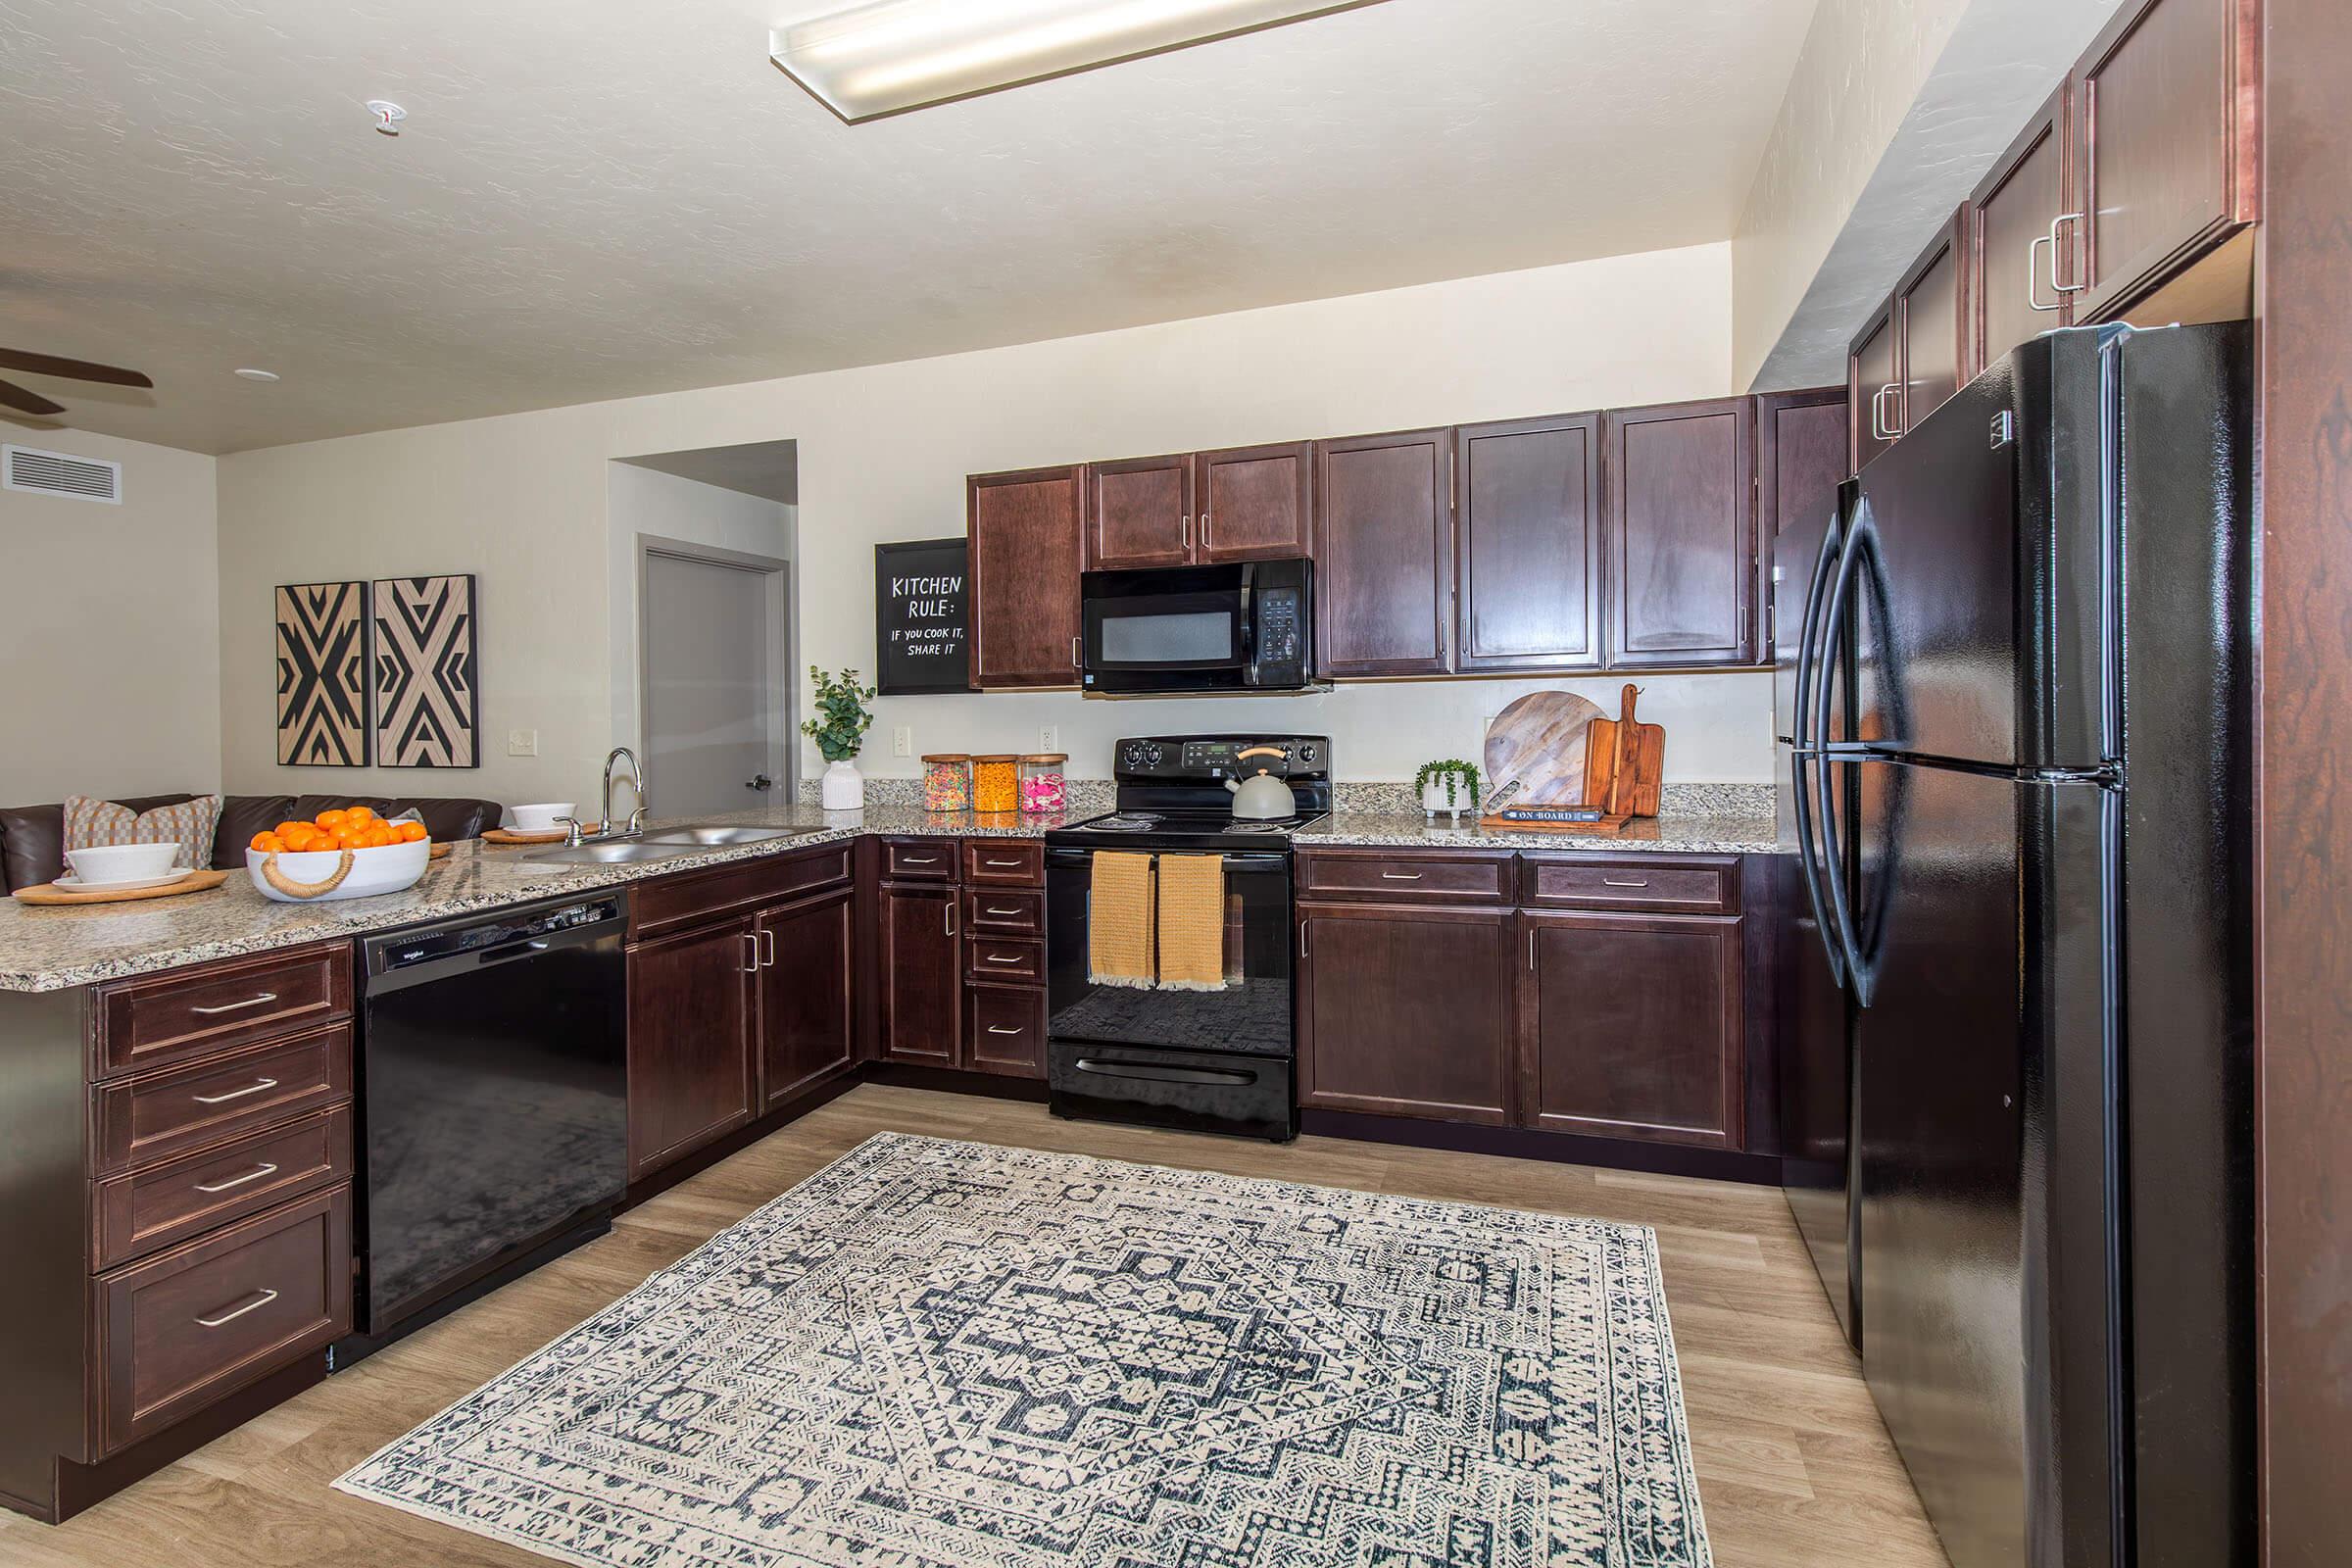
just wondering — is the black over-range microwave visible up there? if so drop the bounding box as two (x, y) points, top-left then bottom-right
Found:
(1079, 559), (1316, 695)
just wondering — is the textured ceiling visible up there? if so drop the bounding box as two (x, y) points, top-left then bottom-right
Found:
(0, 0), (1820, 455)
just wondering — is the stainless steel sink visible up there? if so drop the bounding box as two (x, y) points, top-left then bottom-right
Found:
(637, 824), (817, 847)
(521, 841), (698, 865)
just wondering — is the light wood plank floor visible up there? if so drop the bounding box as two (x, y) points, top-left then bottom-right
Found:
(0, 1085), (1950, 1567)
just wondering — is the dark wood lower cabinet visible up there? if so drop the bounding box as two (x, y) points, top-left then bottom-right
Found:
(1297, 903), (1514, 1124)
(626, 915), (758, 1181)
(1520, 910), (1744, 1150)
(966, 984), (1048, 1077)
(878, 882), (962, 1066)
(757, 887), (856, 1109)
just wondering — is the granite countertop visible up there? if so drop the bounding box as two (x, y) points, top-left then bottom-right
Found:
(1298, 808), (1784, 856)
(0, 804), (1064, 995)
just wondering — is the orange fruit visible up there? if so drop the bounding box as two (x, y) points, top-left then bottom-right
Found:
(281, 826), (316, 851)
(344, 805), (376, 824)
(364, 825), (395, 848)
(398, 821), (429, 843)
(316, 808), (349, 830)
(251, 831), (282, 853)
(273, 819), (308, 838)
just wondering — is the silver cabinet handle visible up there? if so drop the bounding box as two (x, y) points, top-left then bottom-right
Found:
(741, 932), (760, 974)
(944, 900), (957, 937)
(1200, 508), (1211, 549)
(1182, 514), (1192, 552)
(1381, 871), (1423, 881)
(191, 1077), (278, 1105)
(1601, 877), (1650, 889)
(985, 954), (1021, 965)
(193, 1161), (279, 1194)
(195, 1288), (278, 1328)
(1870, 383), (1903, 442)
(1072, 635), (1082, 668)
(987, 1024), (1024, 1036)
(2050, 212), (2085, 295)
(2028, 232), (2061, 313)
(985, 906), (1021, 916)
(901, 855), (940, 864)
(760, 928), (776, 967)
(1298, 920), (1309, 958)
(191, 992), (278, 1016)
(1529, 928), (1538, 970)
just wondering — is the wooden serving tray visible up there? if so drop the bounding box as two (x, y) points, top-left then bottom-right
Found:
(14, 870), (231, 906)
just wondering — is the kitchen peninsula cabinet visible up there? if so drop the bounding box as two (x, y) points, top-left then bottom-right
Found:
(1453, 412), (1604, 673)
(1313, 427), (1454, 677)
(757, 886), (856, 1109)
(969, 465), (1086, 688)
(626, 916), (759, 1178)
(1604, 398), (1756, 668)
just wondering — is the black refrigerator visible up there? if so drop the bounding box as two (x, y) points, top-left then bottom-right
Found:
(1773, 323), (2256, 1568)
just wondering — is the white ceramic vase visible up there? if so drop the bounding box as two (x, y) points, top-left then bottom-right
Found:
(820, 760), (865, 810)
(1420, 776), (1474, 818)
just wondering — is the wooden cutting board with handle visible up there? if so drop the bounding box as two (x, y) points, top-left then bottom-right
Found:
(1583, 683), (1665, 816)
(1483, 691), (1606, 807)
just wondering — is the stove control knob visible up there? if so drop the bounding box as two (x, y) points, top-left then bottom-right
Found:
(1298, 743), (1318, 765)
(1145, 744), (1164, 765)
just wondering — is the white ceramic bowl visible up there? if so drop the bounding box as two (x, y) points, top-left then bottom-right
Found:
(65, 842), (184, 886)
(247, 837), (431, 903)
(510, 802), (577, 833)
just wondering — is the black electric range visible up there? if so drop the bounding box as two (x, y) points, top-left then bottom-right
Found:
(1043, 734), (1330, 1141)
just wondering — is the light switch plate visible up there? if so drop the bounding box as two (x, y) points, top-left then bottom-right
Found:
(893, 725), (912, 758)
(507, 728), (538, 757)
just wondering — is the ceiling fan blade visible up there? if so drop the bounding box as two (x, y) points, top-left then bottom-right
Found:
(0, 377), (68, 416)
(0, 348), (153, 389)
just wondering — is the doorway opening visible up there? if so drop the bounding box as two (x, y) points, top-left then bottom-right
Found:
(608, 441), (799, 818)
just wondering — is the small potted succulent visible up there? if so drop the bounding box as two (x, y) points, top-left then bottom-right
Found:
(802, 665), (878, 810)
(1414, 759), (1482, 820)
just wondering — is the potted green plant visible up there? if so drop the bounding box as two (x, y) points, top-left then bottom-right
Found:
(802, 665), (879, 810)
(1414, 759), (1482, 820)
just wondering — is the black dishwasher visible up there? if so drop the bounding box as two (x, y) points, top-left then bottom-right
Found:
(343, 893), (628, 1359)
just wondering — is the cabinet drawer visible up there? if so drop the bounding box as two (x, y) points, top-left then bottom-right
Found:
(1519, 857), (1738, 913)
(965, 935), (1043, 985)
(94, 1184), (351, 1455)
(1296, 851), (1513, 905)
(94, 943), (351, 1079)
(963, 840), (1045, 887)
(883, 839), (958, 881)
(966, 984), (1048, 1079)
(965, 889), (1044, 936)
(631, 842), (854, 936)
(93, 1025), (352, 1176)
(93, 1106), (352, 1272)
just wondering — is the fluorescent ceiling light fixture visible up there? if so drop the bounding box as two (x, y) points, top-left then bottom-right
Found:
(769, 0), (1389, 122)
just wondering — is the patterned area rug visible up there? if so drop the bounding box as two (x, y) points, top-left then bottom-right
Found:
(336, 1133), (1711, 1568)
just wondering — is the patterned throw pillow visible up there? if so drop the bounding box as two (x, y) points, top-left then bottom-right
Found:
(63, 794), (223, 872)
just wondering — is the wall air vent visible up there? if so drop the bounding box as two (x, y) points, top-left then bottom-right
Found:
(3, 444), (123, 505)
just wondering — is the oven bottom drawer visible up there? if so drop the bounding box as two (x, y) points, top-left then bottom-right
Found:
(1048, 1042), (1297, 1143)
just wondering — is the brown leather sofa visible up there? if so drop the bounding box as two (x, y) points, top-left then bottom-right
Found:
(0, 792), (505, 892)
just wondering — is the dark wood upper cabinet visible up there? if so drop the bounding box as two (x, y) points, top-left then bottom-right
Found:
(1603, 398), (1756, 668)
(1453, 413), (1603, 673)
(1195, 441), (1313, 562)
(1313, 427), (1453, 677)
(626, 915), (759, 1180)
(876, 882), (960, 1067)
(2069, 0), (2260, 321)
(1754, 387), (1850, 656)
(1847, 296), (1902, 473)
(1083, 454), (1192, 570)
(1297, 902), (1514, 1124)
(1896, 208), (1971, 430)
(968, 465), (1085, 688)
(756, 887), (855, 1110)
(1971, 85), (2076, 374)
(1519, 910), (1745, 1150)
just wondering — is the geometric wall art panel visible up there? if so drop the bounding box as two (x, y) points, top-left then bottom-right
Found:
(274, 580), (371, 766)
(372, 573), (479, 768)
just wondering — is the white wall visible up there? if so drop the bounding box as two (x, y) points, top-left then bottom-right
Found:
(217, 241), (1775, 806)
(0, 428), (220, 803)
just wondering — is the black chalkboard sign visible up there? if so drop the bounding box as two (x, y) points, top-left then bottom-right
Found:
(874, 538), (971, 695)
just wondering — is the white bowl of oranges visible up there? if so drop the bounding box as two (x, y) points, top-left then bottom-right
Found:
(245, 807), (433, 903)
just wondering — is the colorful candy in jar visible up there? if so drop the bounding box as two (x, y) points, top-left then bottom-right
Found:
(971, 756), (1019, 814)
(1017, 754), (1068, 814)
(922, 755), (971, 812)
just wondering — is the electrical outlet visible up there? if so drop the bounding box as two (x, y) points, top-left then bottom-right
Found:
(507, 728), (538, 758)
(1040, 725), (1058, 752)
(893, 725), (912, 758)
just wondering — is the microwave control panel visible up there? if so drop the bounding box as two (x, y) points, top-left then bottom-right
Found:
(1250, 587), (1306, 682)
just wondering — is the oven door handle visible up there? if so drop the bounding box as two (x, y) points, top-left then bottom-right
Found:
(1072, 1058), (1259, 1088)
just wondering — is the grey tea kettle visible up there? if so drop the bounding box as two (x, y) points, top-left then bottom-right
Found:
(1224, 746), (1298, 820)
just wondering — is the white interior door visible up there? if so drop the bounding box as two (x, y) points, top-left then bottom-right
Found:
(643, 550), (778, 817)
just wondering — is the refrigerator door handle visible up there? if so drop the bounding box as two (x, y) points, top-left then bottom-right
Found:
(1793, 505), (1845, 754)
(1813, 509), (1886, 1003)
(1790, 748), (1844, 987)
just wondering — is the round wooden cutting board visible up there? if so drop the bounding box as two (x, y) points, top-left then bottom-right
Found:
(1484, 691), (1606, 807)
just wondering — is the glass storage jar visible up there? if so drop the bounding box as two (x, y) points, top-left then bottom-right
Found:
(922, 755), (971, 812)
(1017, 755), (1068, 814)
(970, 755), (1020, 814)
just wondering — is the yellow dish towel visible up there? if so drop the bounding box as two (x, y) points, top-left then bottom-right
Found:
(1156, 855), (1228, 993)
(1088, 851), (1157, 989)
